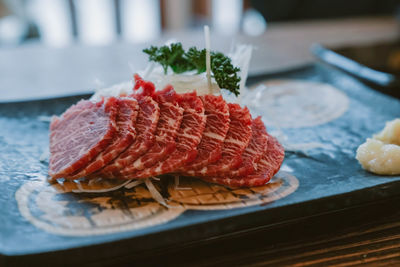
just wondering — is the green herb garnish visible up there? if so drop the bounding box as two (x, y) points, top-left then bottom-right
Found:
(143, 43), (241, 96)
(143, 43), (189, 74)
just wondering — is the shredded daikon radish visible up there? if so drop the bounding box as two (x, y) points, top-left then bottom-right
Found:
(204, 25), (212, 94)
(124, 180), (144, 189)
(91, 39), (251, 100)
(88, 177), (103, 186)
(220, 44), (253, 104)
(72, 179), (132, 193)
(147, 71), (220, 95)
(145, 178), (169, 208)
(229, 44), (253, 100)
(38, 115), (52, 122)
(143, 62), (155, 80)
(74, 180), (84, 192)
(56, 177), (65, 184)
(90, 81), (133, 102)
(62, 176), (169, 207)
(39, 148), (50, 162)
(241, 83), (266, 108)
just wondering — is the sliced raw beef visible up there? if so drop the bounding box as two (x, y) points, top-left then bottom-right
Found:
(133, 73), (157, 96)
(98, 96), (160, 178)
(223, 116), (268, 177)
(48, 97), (118, 179)
(183, 103), (252, 177)
(119, 86), (184, 177)
(67, 97), (139, 179)
(178, 95), (230, 172)
(132, 92), (206, 179)
(202, 134), (285, 187)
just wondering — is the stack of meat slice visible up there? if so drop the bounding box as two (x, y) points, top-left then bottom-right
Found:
(48, 75), (284, 187)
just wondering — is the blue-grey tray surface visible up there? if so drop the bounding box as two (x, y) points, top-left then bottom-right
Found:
(1, 63), (400, 259)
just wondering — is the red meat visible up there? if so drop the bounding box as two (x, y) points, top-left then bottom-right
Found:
(224, 116), (268, 177)
(202, 134), (285, 187)
(178, 95), (230, 172)
(48, 97), (118, 179)
(183, 103), (252, 177)
(132, 91), (206, 179)
(67, 97), (139, 178)
(48, 73), (285, 188)
(98, 96), (160, 178)
(119, 86), (184, 177)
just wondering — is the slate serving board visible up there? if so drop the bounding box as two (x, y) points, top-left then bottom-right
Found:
(1, 63), (400, 266)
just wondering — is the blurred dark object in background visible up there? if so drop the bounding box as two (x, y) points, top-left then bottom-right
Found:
(312, 43), (400, 99)
(251, 0), (400, 22)
(335, 41), (400, 76)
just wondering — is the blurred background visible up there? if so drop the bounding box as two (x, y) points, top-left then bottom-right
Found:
(0, 0), (261, 47)
(0, 0), (400, 101)
(0, 0), (398, 47)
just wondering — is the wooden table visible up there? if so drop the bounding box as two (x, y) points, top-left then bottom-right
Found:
(132, 196), (400, 266)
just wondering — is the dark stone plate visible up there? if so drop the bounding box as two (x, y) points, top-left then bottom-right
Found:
(1, 63), (399, 266)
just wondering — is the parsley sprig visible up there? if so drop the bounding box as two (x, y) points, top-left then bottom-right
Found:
(143, 43), (241, 96)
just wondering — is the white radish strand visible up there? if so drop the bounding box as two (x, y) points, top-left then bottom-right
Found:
(124, 179), (144, 189)
(39, 148), (50, 162)
(54, 176), (169, 206)
(88, 177), (103, 186)
(204, 25), (212, 94)
(38, 115), (53, 122)
(143, 62), (155, 80)
(145, 178), (169, 208)
(236, 45), (252, 101)
(227, 44), (253, 103)
(72, 179), (133, 193)
(74, 180), (84, 192)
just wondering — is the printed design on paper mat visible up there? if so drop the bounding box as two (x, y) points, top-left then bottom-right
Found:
(246, 80), (349, 128)
(15, 172), (298, 236)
